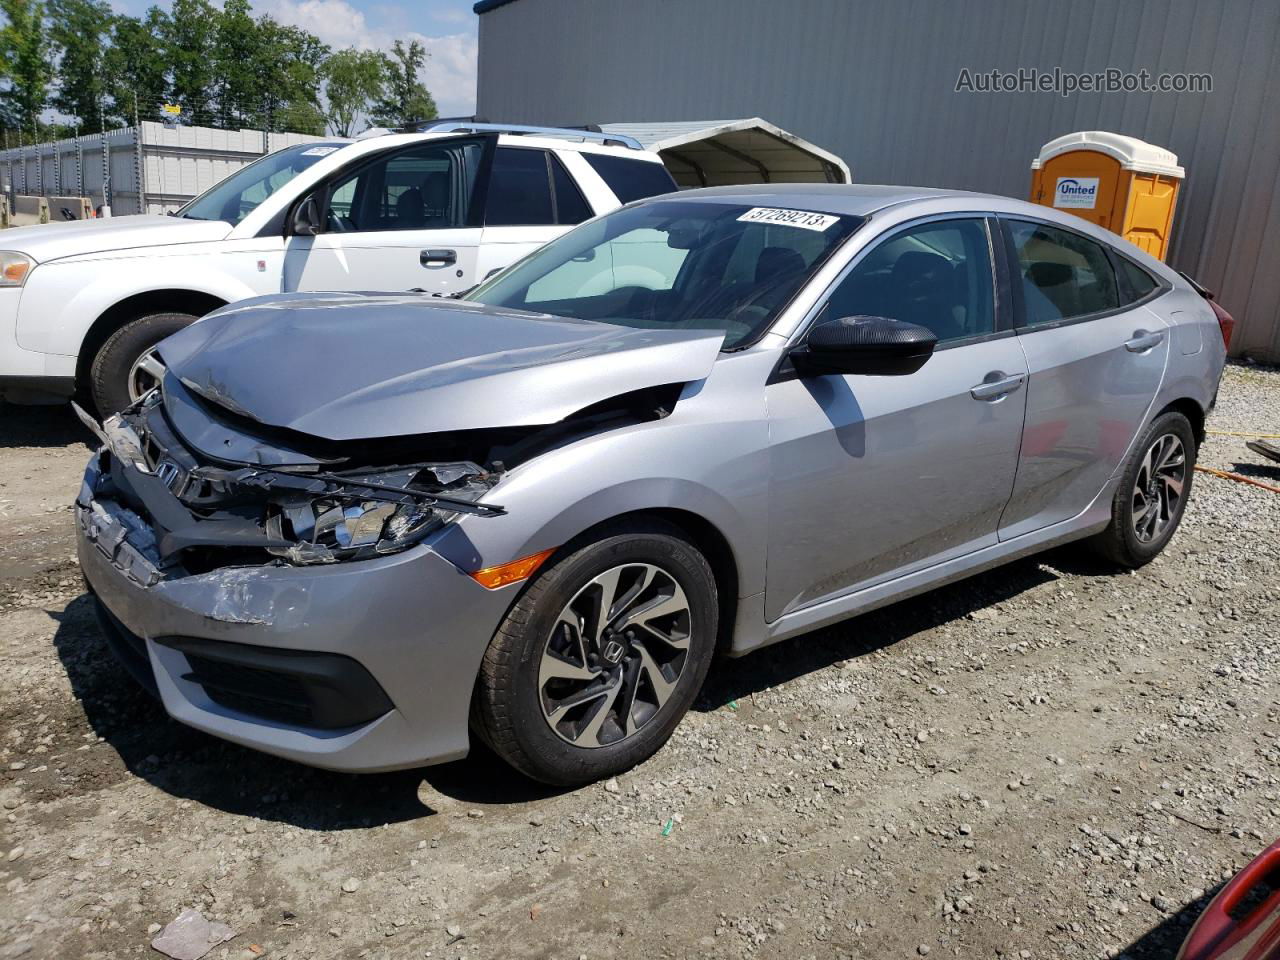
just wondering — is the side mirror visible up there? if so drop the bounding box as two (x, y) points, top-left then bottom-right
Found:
(290, 195), (322, 237)
(792, 315), (938, 377)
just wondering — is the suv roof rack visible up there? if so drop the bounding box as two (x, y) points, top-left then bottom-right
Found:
(415, 120), (644, 151)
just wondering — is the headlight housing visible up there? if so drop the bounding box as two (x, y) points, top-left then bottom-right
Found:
(0, 251), (35, 287)
(264, 462), (495, 565)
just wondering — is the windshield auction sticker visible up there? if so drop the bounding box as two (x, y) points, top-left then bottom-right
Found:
(737, 207), (840, 231)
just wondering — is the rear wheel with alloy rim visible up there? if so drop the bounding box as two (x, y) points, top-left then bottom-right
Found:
(474, 521), (717, 786)
(1091, 411), (1197, 568)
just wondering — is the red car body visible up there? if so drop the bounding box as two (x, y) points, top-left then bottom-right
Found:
(1178, 840), (1280, 960)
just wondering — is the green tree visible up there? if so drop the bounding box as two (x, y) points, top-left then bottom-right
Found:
(212, 0), (261, 125)
(161, 0), (218, 121)
(47, 0), (114, 132)
(257, 20), (327, 133)
(0, 0), (53, 131)
(104, 8), (169, 127)
(370, 39), (437, 128)
(321, 48), (386, 137)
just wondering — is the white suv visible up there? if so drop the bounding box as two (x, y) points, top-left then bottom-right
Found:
(0, 123), (676, 413)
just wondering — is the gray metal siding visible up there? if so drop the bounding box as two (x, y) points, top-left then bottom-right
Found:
(478, 0), (1280, 360)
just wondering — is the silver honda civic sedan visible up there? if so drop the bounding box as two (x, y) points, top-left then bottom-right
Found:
(75, 185), (1226, 785)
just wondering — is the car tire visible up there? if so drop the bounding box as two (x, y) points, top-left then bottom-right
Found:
(1090, 411), (1197, 568)
(88, 311), (198, 416)
(473, 520), (718, 786)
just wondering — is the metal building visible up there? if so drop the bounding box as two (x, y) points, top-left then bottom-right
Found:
(0, 122), (323, 217)
(475, 0), (1280, 361)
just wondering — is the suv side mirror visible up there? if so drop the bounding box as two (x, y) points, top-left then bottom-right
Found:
(792, 315), (938, 377)
(290, 195), (322, 236)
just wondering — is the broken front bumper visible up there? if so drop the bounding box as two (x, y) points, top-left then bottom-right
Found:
(76, 458), (516, 773)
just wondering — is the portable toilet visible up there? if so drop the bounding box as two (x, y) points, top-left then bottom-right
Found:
(1029, 131), (1184, 260)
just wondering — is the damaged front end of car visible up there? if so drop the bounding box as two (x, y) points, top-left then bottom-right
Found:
(74, 387), (506, 587)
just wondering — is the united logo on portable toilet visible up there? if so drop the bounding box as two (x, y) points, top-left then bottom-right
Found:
(1054, 177), (1099, 209)
(1029, 131), (1185, 259)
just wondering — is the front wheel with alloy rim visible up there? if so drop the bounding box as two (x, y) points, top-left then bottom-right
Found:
(473, 521), (718, 786)
(1091, 410), (1197, 568)
(88, 311), (199, 416)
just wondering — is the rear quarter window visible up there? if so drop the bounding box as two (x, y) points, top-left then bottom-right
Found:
(1115, 256), (1161, 304)
(583, 154), (678, 204)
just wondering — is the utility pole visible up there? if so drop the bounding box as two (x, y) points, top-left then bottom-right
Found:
(133, 92), (146, 214)
(99, 99), (111, 216)
(75, 127), (84, 198)
(33, 120), (43, 197)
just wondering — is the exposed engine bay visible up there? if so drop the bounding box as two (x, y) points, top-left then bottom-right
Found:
(75, 374), (683, 583)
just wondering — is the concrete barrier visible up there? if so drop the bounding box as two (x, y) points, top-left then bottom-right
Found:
(46, 196), (92, 221)
(11, 195), (49, 226)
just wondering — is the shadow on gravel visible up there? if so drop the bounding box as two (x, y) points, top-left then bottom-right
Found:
(1117, 886), (1221, 959)
(0, 400), (95, 449)
(1231, 460), (1280, 481)
(50, 592), (572, 821)
(696, 545), (1108, 711)
(48, 541), (1112, 817)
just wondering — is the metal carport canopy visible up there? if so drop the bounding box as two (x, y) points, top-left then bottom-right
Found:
(596, 118), (851, 187)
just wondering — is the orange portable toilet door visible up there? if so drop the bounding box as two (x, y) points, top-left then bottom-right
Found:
(1035, 150), (1122, 231)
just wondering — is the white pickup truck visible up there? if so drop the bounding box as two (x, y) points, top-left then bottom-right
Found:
(0, 123), (677, 413)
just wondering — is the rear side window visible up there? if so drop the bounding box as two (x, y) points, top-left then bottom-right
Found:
(1007, 220), (1120, 325)
(550, 155), (592, 224)
(486, 147), (555, 226)
(1116, 256), (1160, 304)
(583, 153), (677, 204)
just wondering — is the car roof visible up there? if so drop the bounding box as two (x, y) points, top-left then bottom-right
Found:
(667, 183), (987, 217)
(340, 130), (661, 161)
(659, 183), (1178, 277)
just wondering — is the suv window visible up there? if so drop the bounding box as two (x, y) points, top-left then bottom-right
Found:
(1007, 220), (1120, 325)
(550, 154), (592, 225)
(178, 142), (345, 225)
(323, 139), (481, 233)
(1116, 255), (1160, 304)
(823, 218), (995, 344)
(583, 153), (677, 204)
(486, 147), (555, 226)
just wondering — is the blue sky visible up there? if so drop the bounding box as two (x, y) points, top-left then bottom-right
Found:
(110, 0), (481, 116)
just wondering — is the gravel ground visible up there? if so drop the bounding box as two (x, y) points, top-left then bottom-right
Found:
(1, 362), (1277, 960)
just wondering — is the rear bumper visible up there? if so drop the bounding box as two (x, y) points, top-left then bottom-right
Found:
(76, 472), (517, 772)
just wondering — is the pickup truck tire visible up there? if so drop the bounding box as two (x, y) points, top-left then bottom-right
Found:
(89, 311), (198, 415)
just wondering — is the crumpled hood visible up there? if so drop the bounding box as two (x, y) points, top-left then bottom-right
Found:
(3, 214), (232, 262)
(157, 292), (725, 441)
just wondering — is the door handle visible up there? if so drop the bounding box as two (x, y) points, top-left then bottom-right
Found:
(970, 372), (1026, 401)
(1124, 330), (1165, 353)
(420, 249), (457, 267)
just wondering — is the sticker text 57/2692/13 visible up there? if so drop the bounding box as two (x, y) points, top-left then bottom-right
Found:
(737, 207), (840, 232)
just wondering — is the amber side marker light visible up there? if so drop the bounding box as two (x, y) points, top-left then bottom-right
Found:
(469, 548), (557, 589)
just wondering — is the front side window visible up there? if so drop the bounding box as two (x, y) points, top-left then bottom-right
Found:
(822, 218), (995, 344)
(466, 199), (860, 349)
(1007, 220), (1120, 325)
(177, 142), (345, 225)
(322, 140), (482, 233)
(583, 153), (678, 204)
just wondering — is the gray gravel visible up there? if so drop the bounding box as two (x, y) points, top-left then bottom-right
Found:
(0, 361), (1276, 960)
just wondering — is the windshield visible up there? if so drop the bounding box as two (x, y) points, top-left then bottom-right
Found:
(465, 199), (861, 349)
(176, 142), (346, 225)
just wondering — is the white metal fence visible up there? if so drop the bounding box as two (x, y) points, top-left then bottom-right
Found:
(0, 122), (326, 216)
